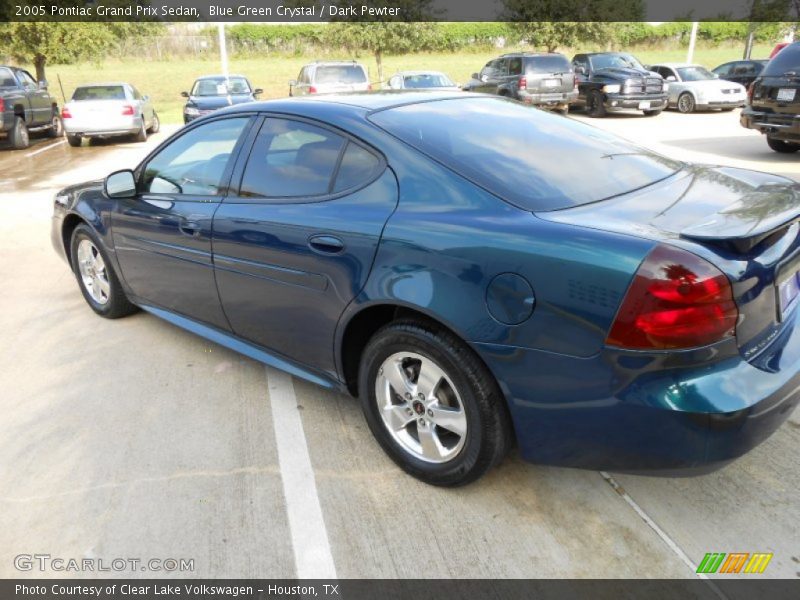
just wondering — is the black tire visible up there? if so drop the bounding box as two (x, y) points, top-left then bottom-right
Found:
(134, 118), (147, 142)
(66, 134), (82, 147)
(677, 92), (695, 114)
(8, 115), (30, 149)
(47, 113), (64, 138)
(148, 111), (160, 134)
(767, 136), (800, 153)
(70, 224), (138, 319)
(358, 320), (513, 486)
(587, 89), (607, 118)
(643, 109), (662, 117)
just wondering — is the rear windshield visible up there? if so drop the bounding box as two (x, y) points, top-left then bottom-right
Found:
(763, 44), (800, 76)
(403, 74), (454, 88)
(525, 55), (571, 74)
(72, 86), (126, 101)
(315, 66), (367, 84)
(369, 97), (682, 211)
(0, 67), (16, 88)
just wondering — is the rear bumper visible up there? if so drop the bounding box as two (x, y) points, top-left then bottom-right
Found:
(740, 106), (800, 140)
(64, 116), (140, 137)
(475, 308), (800, 473)
(519, 90), (578, 107)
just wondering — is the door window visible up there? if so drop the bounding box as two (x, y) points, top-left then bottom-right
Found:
(142, 117), (249, 196)
(240, 118), (346, 198)
(713, 63), (733, 77)
(333, 142), (382, 193)
(507, 58), (523, 76)
(17, 70), (38, 90)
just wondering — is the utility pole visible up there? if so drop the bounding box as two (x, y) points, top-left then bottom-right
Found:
(218, 23), (229, 79)
(687, 22), (699, 63)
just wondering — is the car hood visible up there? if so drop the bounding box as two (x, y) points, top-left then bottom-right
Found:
(537, 165), (799, 251)
(187, 94), (254, 109)
(594, 67), (657, 80)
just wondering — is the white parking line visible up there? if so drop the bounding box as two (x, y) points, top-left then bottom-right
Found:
(600, 472), (727, 599)
(25, 139), (66, 158)
(268, 367), (337, 579)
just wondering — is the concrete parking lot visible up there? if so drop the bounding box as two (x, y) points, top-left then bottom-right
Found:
(0, 109), (798, 586)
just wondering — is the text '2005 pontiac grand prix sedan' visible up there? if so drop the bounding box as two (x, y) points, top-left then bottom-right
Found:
(52, 93), (800, 486)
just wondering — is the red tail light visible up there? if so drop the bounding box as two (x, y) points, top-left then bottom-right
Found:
(61, 106), (71, 119)
(0, 98), (4, 113)
(519, 76), (527, 90)
(308, 86), (318, 94)
(121, 104), (135, 116)
(606, 245), (738, 350)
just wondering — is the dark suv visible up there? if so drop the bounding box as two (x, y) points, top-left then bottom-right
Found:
(740, 42), (800, 153)
(467, 53), (577, 113)
(571, 52), (668, 117)
(0, 65), (62, 149)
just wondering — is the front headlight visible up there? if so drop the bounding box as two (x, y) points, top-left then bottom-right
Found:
(184, 106), (199, 116)
(603, 84), (621, 94)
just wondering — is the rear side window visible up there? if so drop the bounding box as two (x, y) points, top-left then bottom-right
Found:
(73, 86), (126, 101)
(370, 97), (681, 211)
(525, 55), (571, 74)
(315, 66), (367, 85)
(0, 67), (17, 87)
(763, 44), (800, 76)
(240, 118), (345, 198)
(333, 143), (381, 192)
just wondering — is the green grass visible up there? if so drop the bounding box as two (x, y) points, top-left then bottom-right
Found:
(42, 43), (773, 124)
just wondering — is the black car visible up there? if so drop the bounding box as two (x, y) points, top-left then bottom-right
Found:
(713, 60), (769, 88)
(741, 43), (800, 152)
(181, 74), (262, 123)
(571, 52), (668, 117)
(466, 52), (577, 113)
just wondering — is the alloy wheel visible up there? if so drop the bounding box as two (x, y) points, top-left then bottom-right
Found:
(76, 239), (110, 305)
(375, 351), (468, 463)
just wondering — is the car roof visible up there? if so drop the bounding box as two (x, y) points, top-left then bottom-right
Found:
(652, 63), (704, 69)
(394, 70), (448, 76)
(195, 74), (249, 80)
(74, 82), (131, 87)
(307, 61), (365, 67)
(217, 91), (472, 115)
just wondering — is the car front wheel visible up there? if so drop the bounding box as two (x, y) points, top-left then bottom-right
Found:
(358, 320), (513, 486)
(586, 89), (607, 118)
(8, 116), (30, 149)
(767, 136), (800, 153)
(70, 224), (138, 318)
(677, 92), (696, 113)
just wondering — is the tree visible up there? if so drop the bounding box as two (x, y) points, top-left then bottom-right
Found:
(324, 0), (439, 84)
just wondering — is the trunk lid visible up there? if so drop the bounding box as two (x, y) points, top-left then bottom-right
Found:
(524, 71), (575, 94)
(537, 165), (800, 360)
(751, 74), (800, 113)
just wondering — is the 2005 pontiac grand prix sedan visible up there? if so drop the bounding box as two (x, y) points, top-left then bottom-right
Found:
(52, 92), (800, 486)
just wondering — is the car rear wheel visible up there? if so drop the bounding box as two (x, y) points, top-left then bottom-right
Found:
(358, 320), (513, 486)
(47, 113), (64, 138)
(66, 134), (82, 147)
(148, 111), (160, 134)
(134, 118), (147, 142)
(70, 224), (138, 319)
(677, 92), (695, 114)
(767, 136), (800, 153)
(8, 116), (30, 149)
(587, 89), (607, 118)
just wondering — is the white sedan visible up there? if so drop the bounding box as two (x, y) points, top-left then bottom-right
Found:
(62, 82), (159, 147)
(651, 63), (747, 113)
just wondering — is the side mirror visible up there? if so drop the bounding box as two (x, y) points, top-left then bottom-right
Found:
(471, 73), (480, 80)
(253, 88), (263, 96)
(181, 91), (189, 98)
(665, 76), (677, 82)
(38, 80), (48, 89)
(288, 80), (297, 87)
(105, 169), (137, 199)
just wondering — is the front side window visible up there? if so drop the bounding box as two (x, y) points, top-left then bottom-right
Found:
(370, 97), (681, 211)
(142, 118), (249, 196)
(713, 63), (733, 76)
(17, 70), (37, 89)
(240, 119), (346, 198)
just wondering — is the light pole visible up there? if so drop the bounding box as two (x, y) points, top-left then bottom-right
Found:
(686, 22), (699, 64)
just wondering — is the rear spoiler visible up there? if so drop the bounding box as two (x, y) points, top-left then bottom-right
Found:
(680, 185), (800, 253)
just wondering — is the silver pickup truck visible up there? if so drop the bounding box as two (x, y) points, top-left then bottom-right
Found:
(0, 65), (63, 149)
